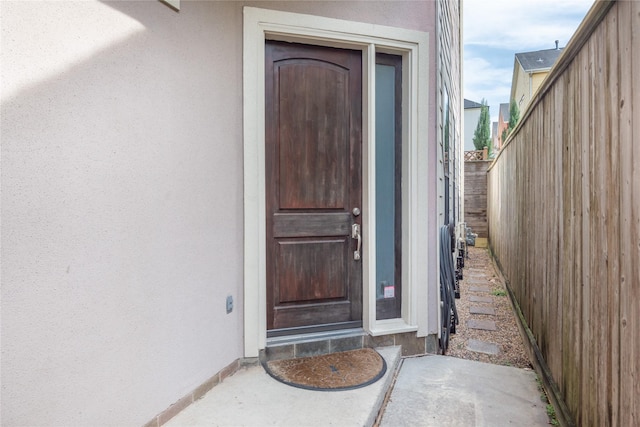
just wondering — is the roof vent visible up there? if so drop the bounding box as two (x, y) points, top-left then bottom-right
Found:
(555, 40), (559, 50)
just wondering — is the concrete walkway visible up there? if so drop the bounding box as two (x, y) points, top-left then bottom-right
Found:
(379, 356), (549, 426)
(164, 347), (549, 427)
(164, 346), (401, 427)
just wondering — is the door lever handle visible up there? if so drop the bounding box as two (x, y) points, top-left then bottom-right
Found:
(352, 223), (361, 261)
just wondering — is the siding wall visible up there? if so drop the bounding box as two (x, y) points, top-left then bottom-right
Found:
(487, 1), (639, 425)
(436, 0), (463, 227)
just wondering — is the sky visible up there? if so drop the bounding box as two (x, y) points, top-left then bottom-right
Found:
(463, 0), (595, 125)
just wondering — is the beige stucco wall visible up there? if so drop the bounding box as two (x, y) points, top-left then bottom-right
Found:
(530, 71), (549, 100)
(511, 62), (530, 112)
(1, 2), (245, 425)
(1, 1), (437, 425)
(511, 62), (550, 116)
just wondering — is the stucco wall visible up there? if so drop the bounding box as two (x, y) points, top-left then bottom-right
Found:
(1, 1), (437, 425)
(511, 63), (530, 112)
(530, 71), (548, 101)
(1, 2), (245, 425)
(511, 65), (550, 117)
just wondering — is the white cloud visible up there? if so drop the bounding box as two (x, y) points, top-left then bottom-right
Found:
(464, 57), (512, 93)
(465, 0), (594, 50)
(463, 55), (513, 122)
(463, 0), (594, 126)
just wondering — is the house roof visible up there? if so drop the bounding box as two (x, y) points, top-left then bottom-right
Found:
(515, 47), (564, 72)
(464, 99), (483, 109)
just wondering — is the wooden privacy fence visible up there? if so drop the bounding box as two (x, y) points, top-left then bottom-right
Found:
(487, 1), (639, 426)
(464, 159), (490, 238)
(464, 148), (488, 161)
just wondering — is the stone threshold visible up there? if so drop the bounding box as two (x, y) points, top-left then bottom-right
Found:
(263, 329), (439, 361)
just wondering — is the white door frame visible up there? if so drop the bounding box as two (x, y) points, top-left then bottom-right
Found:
(242, 7), (437, 357)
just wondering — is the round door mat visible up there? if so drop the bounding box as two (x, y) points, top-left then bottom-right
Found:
(263, 348), (387, 391)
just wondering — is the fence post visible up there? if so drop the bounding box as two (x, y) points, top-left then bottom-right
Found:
(482, 147), (488, 160)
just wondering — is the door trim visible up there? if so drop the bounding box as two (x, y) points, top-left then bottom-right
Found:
(243, 7), (436, 357)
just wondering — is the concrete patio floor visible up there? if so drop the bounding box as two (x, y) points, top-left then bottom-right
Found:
(164, 347), (549, 427)
(379, 355), (549, 426)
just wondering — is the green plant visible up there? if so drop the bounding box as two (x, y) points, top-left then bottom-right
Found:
(546, 404), (559, 426)
(537, 374), (559, 426)
(491, 289), (507, 296)
(535, 377), (545, 400)
(500, 99), (521, 144)
(508, 99), (520, 132)
(472, 99), (491, 152)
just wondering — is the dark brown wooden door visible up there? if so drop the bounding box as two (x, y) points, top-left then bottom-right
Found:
(265, 41), (362, 335)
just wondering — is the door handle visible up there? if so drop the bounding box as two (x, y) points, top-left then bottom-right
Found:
(352, 223), (361, 261)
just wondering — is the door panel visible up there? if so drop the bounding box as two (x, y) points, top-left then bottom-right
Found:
(277, 62), (349, 209)
(275, 239), (347, 303)
(265, 40), (362, 334)
(273, 212), (351, 238)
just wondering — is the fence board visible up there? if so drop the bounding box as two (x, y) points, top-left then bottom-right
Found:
(486, 1), (638, 425)
(604, 8), (620, 425)
(617, 2), (634, 425)
(628, 1), (640, 423)
(463, 160), (490, 237)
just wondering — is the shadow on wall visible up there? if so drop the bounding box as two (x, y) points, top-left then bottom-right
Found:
(2, 1), (244, 425)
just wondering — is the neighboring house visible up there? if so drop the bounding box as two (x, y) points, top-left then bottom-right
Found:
(492, 121), (499, 152)
(497, 102), (510, 149)
(463, 98), (483, 152)
(510, 42), (564, 114)
(1, 1), (462, 425)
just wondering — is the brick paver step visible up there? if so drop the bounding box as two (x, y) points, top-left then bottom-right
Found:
(466, 276), (488, 281)
(467, 339), (500, 355)
(468, 286), (492, 293)
(467, 319), (497, 331)
(469, 295), (493, 303)
(466, 279), (491, 286)
(469, 306), (496, 315)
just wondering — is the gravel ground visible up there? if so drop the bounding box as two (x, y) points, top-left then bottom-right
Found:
(446, 246), (532, 369)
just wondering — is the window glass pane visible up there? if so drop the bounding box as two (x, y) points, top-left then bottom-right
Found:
(375, 63), (396, 300)
(375, 54), (402, 321)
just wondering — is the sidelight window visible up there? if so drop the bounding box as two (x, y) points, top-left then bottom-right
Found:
(375, 54), (402, 320)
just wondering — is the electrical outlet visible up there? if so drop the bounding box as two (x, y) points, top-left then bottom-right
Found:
(226, 295), (233, 314)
